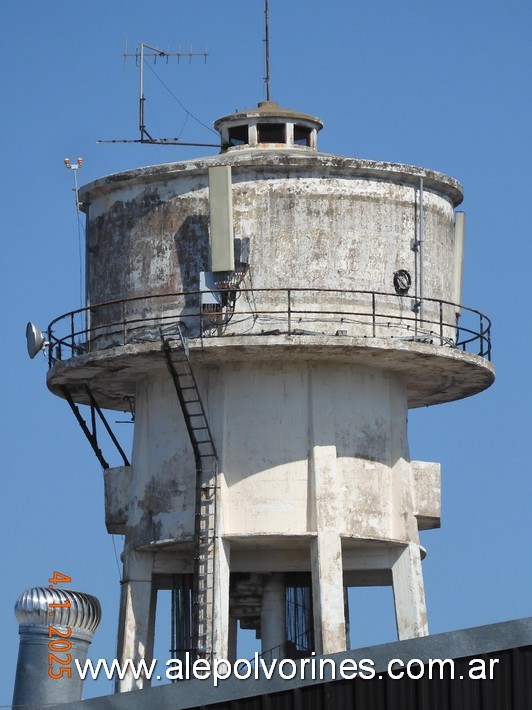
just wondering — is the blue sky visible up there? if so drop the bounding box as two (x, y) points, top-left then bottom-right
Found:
(1, 0), (531, 702)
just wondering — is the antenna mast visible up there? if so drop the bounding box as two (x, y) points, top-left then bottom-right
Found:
(125, 42), (209, 143)
(264, 0), (271, 101)
(99, 42), (220, 148)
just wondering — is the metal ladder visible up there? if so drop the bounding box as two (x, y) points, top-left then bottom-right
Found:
(161, 325), (218, 661)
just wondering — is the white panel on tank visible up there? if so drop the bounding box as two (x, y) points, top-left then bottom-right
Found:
(209, 165), (234, 272)
(200, 271), (223, 306)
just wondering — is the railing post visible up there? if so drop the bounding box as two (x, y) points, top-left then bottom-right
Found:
(70, 312), (75, 354)
(122, 300), (127, 346)
(48, 327), (53, 367)
(372, 292), (376, 337)
(439, 301), (444, 345)
(287, 289), (292, 335)
(479, 314), (484, 357)
(87, 304), (92, 354)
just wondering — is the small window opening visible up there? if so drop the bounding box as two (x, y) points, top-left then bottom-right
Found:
(294, 125), (311, 146)
(257, 123), (286, 144)
(228, 125), (249, 146)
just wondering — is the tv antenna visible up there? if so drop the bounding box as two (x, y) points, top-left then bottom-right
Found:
(98, 42), (221, 148)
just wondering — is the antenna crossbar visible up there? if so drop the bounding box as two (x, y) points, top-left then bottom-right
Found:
(97, 138), (221, 147)
(123, 43), (208, 64)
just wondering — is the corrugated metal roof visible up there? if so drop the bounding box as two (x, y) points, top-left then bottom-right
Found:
(56, 617), (532, 710)
(186, 646), (532, 710)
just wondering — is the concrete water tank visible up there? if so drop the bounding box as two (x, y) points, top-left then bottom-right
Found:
(46, 100), (494, 691)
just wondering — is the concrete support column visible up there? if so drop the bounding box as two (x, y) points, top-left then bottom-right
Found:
(391, 542), (428, 639)
(310, 442), (347, 655)
(260, 573), (286, 658)
(116, 550), (156, 692)
(311, 532), (346, 655)
(213, 537), (231, 660)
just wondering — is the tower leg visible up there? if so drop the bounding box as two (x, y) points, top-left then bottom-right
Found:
(213, 537), (231, 660)
(311, 532), (347, 654)
(391, 542), (428, 639)
(310, 438), (347, 655)
(115, 550), (156, 692)
(261, 573), (286, 658)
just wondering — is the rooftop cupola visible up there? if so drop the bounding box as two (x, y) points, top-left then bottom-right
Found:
(214, 100), (323, 152)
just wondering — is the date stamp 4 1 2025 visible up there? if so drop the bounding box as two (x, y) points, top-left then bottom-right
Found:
(47, 571), (73, 680)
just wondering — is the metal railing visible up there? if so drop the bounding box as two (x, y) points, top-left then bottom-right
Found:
(46, 288), (491, 367)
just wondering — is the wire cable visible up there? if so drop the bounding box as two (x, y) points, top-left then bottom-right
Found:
(76, 213), (84, 312)
(144, 61), (219, 137)
(112, 535), (123, 582)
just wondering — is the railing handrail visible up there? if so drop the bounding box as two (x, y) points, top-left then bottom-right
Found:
(48, 287), (492, 328)
(46, 287), (492, 366)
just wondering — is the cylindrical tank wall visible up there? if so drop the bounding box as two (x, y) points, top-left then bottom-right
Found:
(82, 156), (462, 349)
(125, 361), (415, 547)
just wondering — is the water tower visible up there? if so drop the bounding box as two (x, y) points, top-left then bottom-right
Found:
(43, 98), (493, 692)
